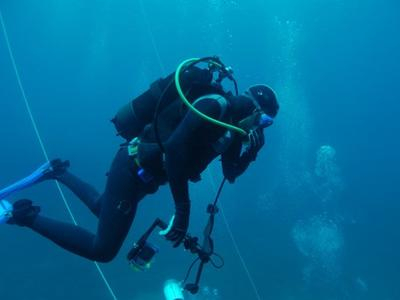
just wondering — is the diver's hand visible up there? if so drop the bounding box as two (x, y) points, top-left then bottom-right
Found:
(161, 206), (189, 248)
(245, 128), (265, 160)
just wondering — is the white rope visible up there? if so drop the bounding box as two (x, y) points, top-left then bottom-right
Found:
(138, 0), (167, 76)
(207, 169), (262, 300)
(138, 2), (262, 299)
(0, 10), (118, 300)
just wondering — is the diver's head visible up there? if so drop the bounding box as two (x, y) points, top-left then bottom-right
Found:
(246, 84), (279, 117)
(234, 84), (279, 132)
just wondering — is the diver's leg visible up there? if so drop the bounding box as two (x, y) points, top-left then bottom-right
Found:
(57, 171), (102, 217)
(28, 192), (137, 262)
(32, 159), (102, 217)
(23, 148), (146, 261)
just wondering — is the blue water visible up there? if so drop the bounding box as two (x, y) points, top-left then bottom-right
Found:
(1, 1), (399, 299)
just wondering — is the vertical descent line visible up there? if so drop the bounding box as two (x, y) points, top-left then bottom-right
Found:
(138, 0), (167, 76)
(0, 10), (118, 300)
(207, 169), (262, 300)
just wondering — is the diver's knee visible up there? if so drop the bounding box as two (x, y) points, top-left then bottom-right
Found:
(93, 252), (117, 263)
(92, 246), (119, 263)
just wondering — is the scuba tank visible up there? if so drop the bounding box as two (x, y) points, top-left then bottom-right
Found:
(113, 57), (245, 184)
(111, 65), (224, 141)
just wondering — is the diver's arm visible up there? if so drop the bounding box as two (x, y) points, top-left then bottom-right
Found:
(164, 139), (191, 220)
(163, 141), (191, 247)
(222, 129), (264, 183)
(163, 98), (223, 246)
(222, 139), (253, 183)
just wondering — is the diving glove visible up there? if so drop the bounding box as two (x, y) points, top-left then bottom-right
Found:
(244, 128), (265, 161)
(160, 205), (190, 248)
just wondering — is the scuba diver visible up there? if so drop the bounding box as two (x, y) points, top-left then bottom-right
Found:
(0, 57), (279, 263)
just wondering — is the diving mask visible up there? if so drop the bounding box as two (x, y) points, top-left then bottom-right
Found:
(238, 109), (274, 132)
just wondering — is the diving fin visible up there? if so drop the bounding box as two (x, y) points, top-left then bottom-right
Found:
(0, 159), (69, 200)
(0, 199), (12, 224)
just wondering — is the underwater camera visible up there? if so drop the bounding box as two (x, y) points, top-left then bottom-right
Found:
(127, 241), (159, 271)
(127, 208), (224, 295)
(127, 218), (166, 271)
(127, 178), (227, 295)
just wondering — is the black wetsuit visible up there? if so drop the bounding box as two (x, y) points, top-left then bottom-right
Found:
(25, 96), (256, 262)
